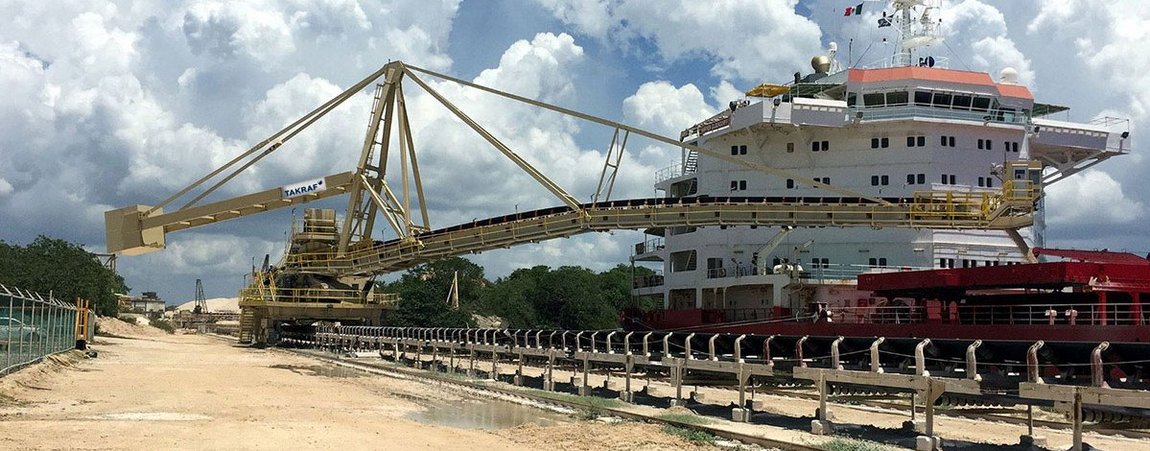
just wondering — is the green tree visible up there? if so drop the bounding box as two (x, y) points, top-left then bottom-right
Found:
(386, 257), (485, 327)
(477, 272), (538, 328)
(0, 236), (128, 316)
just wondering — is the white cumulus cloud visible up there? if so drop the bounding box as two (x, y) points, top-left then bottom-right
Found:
(1045, 170), (1144, 226)
(535, 0), (824, 83)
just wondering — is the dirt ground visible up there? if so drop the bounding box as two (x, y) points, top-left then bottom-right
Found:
(0, 330), (717, 451)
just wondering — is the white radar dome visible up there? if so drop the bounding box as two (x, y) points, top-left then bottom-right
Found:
(999, 67), (1019, 84)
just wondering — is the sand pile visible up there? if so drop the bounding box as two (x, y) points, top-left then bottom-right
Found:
(95, 316), (167, 338)
(172, 297), (239, 313)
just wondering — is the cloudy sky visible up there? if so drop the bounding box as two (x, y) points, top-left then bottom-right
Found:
(1, 0), (1146, 303)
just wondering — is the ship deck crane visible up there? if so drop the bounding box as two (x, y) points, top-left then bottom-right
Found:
(105, 61), (1042, 344)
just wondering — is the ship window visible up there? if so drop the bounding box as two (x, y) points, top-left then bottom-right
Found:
(811, 140), (829, 152)
(907, 136), (915, 147)
(977, 139), (985, 150)
(949, 174), (956, 184)
(868, 257), (888, 268)
(985, 140), (993, 150)
(730, 180), (747, 191)
(871, 138), (880, 149)
(1001, 108), (1016, 123)
(787, 142), (795, 153)
(940, 136), (947, 146)
(881, 137), (889, 148)
(881, 175), (889, 185)
(871, 175), (880, 186)
(864, 93), (885, 106)
(949, 136), (956, 147)
(847, 93), (857, 106)
(739, 145), (747, 154)
(906, 174), (915, 184)
(917, 174), (925, 184)
(977, 177), (984, 187)
(953, 95), (973, 110)
(731, 145), (738, 155)
(814, 177), (830, 185)
(917, 136), (926, 147)
(987, 178), (993, 188)
(886, 91), (908, 106)
(814, 258), (830, 269)
(914, 91), (932, 106)
(941, 174), (948, 184)
(932, 93), (953, 108)
(940, 135), (956, 147)
(971, 97), (991, 111)
(786, 179), (795, 189)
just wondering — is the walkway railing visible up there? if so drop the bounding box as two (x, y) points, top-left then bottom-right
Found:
(1, 283), (82, 376)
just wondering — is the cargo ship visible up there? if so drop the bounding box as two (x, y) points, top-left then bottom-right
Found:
(626, 0), (1142, 345)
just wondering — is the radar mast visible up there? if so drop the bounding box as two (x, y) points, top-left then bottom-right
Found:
(890, 0), (942, 67)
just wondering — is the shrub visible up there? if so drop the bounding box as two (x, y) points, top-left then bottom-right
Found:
(149, 318), (176, 334)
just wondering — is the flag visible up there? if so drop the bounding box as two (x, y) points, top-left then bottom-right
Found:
(844, 3), (864, 16)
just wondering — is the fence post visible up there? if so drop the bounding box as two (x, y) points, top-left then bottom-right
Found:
(5, 291), (12, 371)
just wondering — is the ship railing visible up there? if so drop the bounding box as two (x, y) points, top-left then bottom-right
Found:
(960, 302), (1147, 326)
(822, 305), (925, 325)
(239, 285), (395, 306)
(820, 302), (1148, 326)
(859, 55), (952, 70)
(633, 237), (665, 256)
(800, 263), (933, 283)
(850, 104), (1028, 125)
(722, 307), (794, 323)
(632, 273), (665, 289)
(701, 263), (931, 282)
(655, 163), (685, 183)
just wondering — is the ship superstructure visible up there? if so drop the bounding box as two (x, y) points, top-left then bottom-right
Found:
(632, 0), (1131, 323)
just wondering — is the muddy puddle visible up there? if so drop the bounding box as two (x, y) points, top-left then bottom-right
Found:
(406, 397), (569, 430)
(269, 363), (363, 378)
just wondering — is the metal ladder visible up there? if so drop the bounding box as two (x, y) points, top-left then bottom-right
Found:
(683, 150), (699, 174)
(238, 308), (256, 344)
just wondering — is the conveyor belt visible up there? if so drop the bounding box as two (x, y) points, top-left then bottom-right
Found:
(287, 191), (1035, 276)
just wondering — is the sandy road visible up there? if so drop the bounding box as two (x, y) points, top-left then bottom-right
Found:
(0, 332), (713, 451)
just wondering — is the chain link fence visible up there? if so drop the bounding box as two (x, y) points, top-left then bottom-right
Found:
(1, 283), (85, 376)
